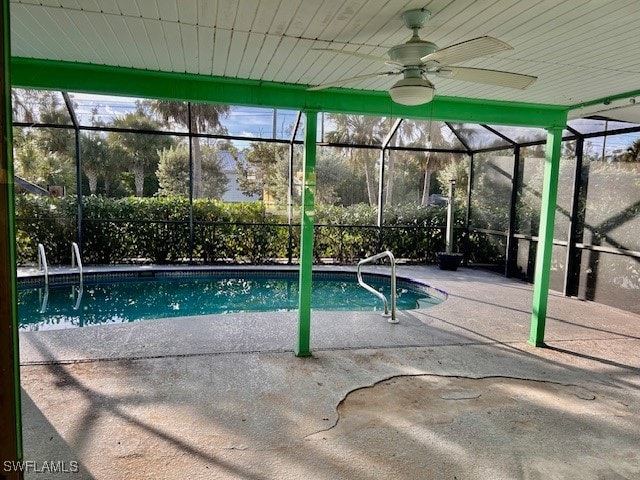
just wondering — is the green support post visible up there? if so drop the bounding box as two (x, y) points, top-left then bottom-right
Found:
(296, 110), (317, 357)
(1, 0), (24, 475)
(529, 127), (563, 347)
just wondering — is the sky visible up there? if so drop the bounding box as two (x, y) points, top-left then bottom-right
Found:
(69, 92), (302, 141)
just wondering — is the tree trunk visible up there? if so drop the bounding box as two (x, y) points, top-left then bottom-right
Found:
(385, 152), (394, 204)
(421, 169), (431, 205)
(133, 164), (144, 197)
(192, 137), (202, 199)
(86, 170), (98, 195)
(364, 160), (377, 206)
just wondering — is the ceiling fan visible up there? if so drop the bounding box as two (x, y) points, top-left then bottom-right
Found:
(308, 8), (536, 106)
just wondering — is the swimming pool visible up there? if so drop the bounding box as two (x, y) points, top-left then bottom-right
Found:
(18, 270), (443, 331)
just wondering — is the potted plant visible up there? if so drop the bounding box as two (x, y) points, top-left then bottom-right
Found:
(437, 251), (463, 270)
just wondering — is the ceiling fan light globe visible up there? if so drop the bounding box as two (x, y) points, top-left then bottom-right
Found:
(389, 77), (435, 106)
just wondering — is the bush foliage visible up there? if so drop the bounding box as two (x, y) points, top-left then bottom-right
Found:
(15, 195), (474, 265)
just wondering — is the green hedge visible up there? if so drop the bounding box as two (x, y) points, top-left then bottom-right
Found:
(15, 195), (476, 265)
(15, 195), (77, 265)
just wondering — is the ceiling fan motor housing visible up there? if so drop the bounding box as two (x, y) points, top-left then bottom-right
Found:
(388, 40), (438, 66)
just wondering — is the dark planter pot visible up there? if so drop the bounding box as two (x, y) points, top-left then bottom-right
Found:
(437, 252), (463, 271)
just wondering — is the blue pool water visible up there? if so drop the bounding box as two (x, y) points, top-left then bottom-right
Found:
(18, 272), (442, 331)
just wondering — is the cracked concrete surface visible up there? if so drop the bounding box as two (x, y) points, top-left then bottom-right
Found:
(18, 266), (640, 479)
(307, 375), (639, 479)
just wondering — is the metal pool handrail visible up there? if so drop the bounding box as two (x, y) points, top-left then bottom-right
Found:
(71, 241), (83, 288)
(37, 243), (49, 286)
(357, 250), (397, 324)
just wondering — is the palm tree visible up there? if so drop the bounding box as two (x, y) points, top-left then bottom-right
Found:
(325, 114), (385, 206)
(401, 121), (454, 205)
(80, 110), (126, 196)
(11, 88), (64, 124)
(81, 132), (111, 195)
(11, 89), (35, 123)
(623, 138), (640, 162)
(14, 136), (44, 182)
(420, 156), (452, 205)
(109, 112), (172, 196)
(152, 101), (230, 198)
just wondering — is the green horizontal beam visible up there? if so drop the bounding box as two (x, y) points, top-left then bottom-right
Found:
(11, 57), (567, 128)
(569, 87), (640, 111)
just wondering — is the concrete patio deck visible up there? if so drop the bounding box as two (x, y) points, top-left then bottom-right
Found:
(17, 265), (640, 479)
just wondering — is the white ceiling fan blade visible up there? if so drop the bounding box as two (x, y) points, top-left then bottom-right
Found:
(312, 48), (391, 64)
(308, 71), (400, 91)
(438, 67), (536, 89)
(421, 36), (513, 65)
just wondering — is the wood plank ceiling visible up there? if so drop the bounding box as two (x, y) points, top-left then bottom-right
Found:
(9, 0), (640, 121)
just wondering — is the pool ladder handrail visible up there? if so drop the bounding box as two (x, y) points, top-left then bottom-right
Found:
(37, 243), (84, 312)
(71, 241), (83, 288)
(357, 250), (397, 324)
